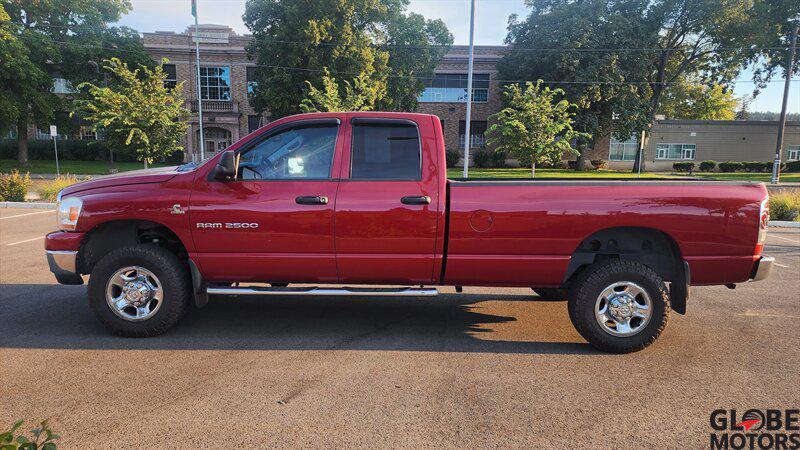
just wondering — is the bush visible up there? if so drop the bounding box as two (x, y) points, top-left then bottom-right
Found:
(672, 162), (695, 173)
(743, 161), (771, 173)
(35, 175), (85, 202)
(1, 419), (60, 449)
(590, 159), (606, 170)
(770, 190), (800, 221)
(719, 161), (743, 172)
(567, 160), (578, 170)
(491, 151), (507, 168)
(445, 150), (460, 168)
(783, 160), (800, 173)
(699, 160), (717, 172)
(0, 170), (31, 202)
(472, 150), (491, 168)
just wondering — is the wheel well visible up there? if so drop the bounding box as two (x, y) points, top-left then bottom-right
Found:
(79, 220), (188, 274)
(563, 227), (683, 285)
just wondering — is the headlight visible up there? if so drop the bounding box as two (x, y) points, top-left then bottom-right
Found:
(57, 196), (83, 231)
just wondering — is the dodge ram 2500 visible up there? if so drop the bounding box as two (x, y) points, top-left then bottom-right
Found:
(45, 112), (773, 353)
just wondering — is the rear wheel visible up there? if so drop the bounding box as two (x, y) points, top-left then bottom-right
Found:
(567, 260), (669, 353)
(88, 245), (189, 337)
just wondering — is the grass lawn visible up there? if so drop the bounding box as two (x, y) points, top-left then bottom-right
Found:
(447, 167), (673, 179)
(676, 171), (800, 182)
(0, 159), (172, 175)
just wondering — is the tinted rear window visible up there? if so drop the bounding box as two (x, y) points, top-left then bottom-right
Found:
(351, 123), (421, 180)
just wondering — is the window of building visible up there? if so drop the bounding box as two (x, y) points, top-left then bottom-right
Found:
(79, 126), (98, 141)
(51, 77), (76, 94)
(237, 124), (338, 180)
(246, 66), (257, 97)
(656, 143), (695, 160)
(35, 127), (57, 140)
(248, 115), (263, 134)
(609, 135), (639, 161)
(418, 73), (490, 103)
(350, 123), (421, 180)
(162, 64), (177, 90)
(788, 145), (800, 161)
(458, 121), (487, 148)
(4, 125), (17, 139)
(199, 66), (231, 101)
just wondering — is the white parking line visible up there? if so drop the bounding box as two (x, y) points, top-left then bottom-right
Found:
(769, 234), (800, 244)
(0, 210), (55, 220)
(6, 236), (44, 246)
(774, 262), (790, 268)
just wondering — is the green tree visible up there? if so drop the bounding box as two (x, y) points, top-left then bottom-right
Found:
(77, 58), (189, 168)
(499, 0), (653, 171)
(299, 68), (381, 112)
(487, 81), (589, 178)
(243, 0), (452, 119)
(659, 79), (740, 120)
(501, 0), (800, 172)
(2, 0), (153, 166)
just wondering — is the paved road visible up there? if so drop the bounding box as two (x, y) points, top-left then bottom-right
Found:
(1, 207), (798, 448)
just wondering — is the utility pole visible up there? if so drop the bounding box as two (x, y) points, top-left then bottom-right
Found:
(462, 0), (476, 178)
(192, 0), (206, 162)
(772, 25), (798, 185)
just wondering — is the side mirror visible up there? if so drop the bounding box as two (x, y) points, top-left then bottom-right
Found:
(214, 151), (236, 180)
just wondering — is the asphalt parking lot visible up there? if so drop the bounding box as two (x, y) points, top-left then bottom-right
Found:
(1, 207), (798, 448)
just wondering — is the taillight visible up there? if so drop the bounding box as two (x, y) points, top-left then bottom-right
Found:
(758, 197), (769, 244)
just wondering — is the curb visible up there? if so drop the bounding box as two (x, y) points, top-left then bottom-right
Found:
(0, 202), (57, 209)
(769, 220), (800, 228)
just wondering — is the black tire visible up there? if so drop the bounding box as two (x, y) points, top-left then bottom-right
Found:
(532, 288), (567, 301)
(567, 259), (670, 353)
(88, 245), (190, 337)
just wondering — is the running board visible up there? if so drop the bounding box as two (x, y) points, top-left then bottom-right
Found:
(206, 286), (439, 297)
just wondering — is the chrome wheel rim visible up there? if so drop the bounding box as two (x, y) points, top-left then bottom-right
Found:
(105, 266), (163, 322)
(594, 281), (652, 337)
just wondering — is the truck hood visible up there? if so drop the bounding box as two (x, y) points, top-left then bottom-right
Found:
(60, 166), (181, 197)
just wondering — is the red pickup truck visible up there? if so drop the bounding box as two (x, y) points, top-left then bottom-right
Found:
(45, 112), (773, 353)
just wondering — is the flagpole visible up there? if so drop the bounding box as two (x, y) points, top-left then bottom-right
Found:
(462, 0), (476, 178)
(193, 0), (205, 161)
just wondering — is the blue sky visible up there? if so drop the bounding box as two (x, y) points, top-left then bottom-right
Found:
(119, 0), (797, 113)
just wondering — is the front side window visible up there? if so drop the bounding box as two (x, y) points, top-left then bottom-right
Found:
(237, 124), (338, 180)
(199, 66), (231, 101)
(656, 143), (695, 160)
(418, 73), (490, 103)
(351, 123), (421, 180)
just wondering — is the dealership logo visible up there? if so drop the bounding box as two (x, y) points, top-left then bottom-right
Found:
(709, 409), (800, 449)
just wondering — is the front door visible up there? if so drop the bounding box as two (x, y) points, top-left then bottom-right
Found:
(334, 116), (441, 284)
(190, 118), (344, 283)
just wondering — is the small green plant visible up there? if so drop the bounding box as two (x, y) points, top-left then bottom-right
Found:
(472, 150), (492, 168)
(35, 175), (84, 202)
(673, 162), (695, 173)
(445, 150), (460, 168)
(491, 150), (508, 168)
(770, 189), (800, 222)
(590, 159), (606, 170)
(742, 161), (770, 173)
(0, 170), (31, 202)
(783, 161), (800, 173)
(719, 161), (743, 173)
(699, 160), (716, 172)
(0, 419), (60, 449)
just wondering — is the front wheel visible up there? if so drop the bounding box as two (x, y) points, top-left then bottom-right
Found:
(567, 260), (670, 353)
(88, 245), (190, 337)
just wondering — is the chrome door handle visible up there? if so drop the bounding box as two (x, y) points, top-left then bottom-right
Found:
(401, 196), (431, 205)
(295, 196), (329, 205)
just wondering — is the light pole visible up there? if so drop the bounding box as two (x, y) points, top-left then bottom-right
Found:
(771, 25), (798, 185)
(192, 0), (206, 162)
(462, 0), (476, 178)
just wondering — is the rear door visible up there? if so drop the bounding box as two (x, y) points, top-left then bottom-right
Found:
(333, 115), (441, 284)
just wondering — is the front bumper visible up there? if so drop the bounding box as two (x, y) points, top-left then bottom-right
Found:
(46, 250), (83, 285)
(749, 255), (774, 282)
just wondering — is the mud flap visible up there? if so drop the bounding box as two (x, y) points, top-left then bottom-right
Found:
(670, 260), (690, 315)
(188, 259), (208, 308)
